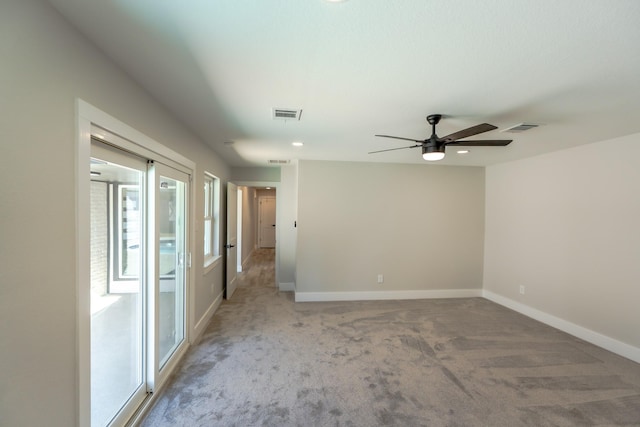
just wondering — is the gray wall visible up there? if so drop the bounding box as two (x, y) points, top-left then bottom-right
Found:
(0, 1), (229, 425)
(231, 166), (281, 182)
(295, 161), (485, 294)
(484, 132), (640, 350)
(278, 163), (299, 288)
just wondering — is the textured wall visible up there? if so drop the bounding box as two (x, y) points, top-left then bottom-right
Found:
(296, 161), (485, 294)
(484, 132), (640, 349)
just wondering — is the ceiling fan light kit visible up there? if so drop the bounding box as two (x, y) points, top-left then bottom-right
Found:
(422, 145), (445, 161)
(371, 114), (512, 162)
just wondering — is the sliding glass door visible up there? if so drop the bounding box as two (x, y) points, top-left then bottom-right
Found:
(90, 143), (147, 427)
(89, 141), (189, 426)
(149, 163), (188, 385)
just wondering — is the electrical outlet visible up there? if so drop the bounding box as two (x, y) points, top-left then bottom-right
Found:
(519, 285), (525, 295)
(377, 274), (384, 284)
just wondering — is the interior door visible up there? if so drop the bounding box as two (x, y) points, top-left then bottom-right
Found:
(225, 182), (238, 298)
(259, 196), (276, 248)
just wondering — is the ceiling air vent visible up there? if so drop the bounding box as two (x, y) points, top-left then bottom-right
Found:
(268, 159), (290, 165)
(501, 123), (539, 133)
(272, 108), (302, 121)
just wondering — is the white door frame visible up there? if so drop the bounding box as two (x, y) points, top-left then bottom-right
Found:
(225, 182), (238, 299)
(236, 187), (243, 273)
(230, 181), (280, 287)
(76, 99), (195, 426)
(258, 195), (276, 248)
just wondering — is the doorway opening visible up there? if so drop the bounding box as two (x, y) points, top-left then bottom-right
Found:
(232, 184), (278, 289)
(258, 190), (276, 249)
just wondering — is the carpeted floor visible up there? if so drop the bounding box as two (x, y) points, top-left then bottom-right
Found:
(140, 249), (640, 426)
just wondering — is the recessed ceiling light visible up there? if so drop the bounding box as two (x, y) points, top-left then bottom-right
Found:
(292, 141), (304, 147)
(457, 150), (470, 154)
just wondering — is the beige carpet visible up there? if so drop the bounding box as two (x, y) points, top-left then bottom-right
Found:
(141, 249), (640, 426)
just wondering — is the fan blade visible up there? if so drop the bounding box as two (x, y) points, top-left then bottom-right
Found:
(446, 139), (512, 147)
(375, 134), (422, 143)
(440, 123), (497, 142)
(368, 144), (421, 154)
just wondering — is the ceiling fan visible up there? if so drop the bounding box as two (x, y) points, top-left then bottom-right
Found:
(370, 114), (512, 161)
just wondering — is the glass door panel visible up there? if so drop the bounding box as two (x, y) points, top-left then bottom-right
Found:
(90, 143), (147, 427)
(153, 165), (188, 370)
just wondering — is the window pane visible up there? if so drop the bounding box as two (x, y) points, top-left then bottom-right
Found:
(90, 162), (144, 427)
(204, 219), (211, 257)
(158, 176), (185, 367)
(120, 186), (141, 278)
(204, 178), (211, 217)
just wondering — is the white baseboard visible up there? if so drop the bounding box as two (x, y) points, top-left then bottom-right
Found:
(482, 290), (640, 364)
(279, 282), (295, 292)
(191, 291), (223, 343)
(295, 288), (482, 302)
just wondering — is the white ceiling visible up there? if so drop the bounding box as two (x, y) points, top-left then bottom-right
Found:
(47, 0), (640, 167)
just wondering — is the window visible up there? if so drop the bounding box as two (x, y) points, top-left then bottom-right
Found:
(117, 185), (141, 279)
(204, 173), (220, 267)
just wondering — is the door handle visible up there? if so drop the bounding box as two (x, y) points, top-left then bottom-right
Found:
(225, 244), (235, 249)
(272, 224), (275, 227)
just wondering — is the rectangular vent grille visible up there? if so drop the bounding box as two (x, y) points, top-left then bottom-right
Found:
(272, 108), (302, 120)
(501, 123), (539, 133)
(268, 159), (290, 165)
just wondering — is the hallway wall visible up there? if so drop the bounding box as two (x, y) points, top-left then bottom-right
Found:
(239, 186), (257, 267)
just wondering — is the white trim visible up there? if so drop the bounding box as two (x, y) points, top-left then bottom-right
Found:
(482, 290), (640, 364)
(81, 100), (194, 171)
(294, 288), (482, 302)
(279, 282), (296, 292)
(203, 172), (221, 267)
(75, 102), (92, 427)
(192, 291), (224, 342)
(231, 181), (280, 286)
(76, 99), (197, 426)
(236, 187), (243, 273)
(257, 195), (276, 248)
